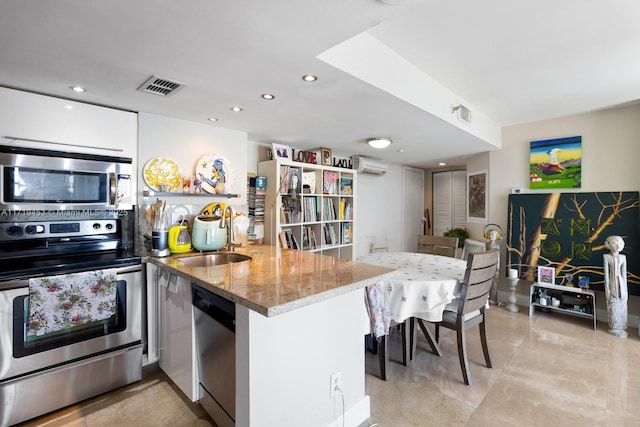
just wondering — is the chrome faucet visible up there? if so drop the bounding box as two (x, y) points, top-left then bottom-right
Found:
(219, 205), (236, 252)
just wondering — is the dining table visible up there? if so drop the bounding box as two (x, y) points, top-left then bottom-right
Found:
(358, 251), (468, 358)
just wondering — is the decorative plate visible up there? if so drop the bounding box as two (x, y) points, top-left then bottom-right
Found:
(194, 153), (235, 194)
(200, 202), (227, 219)
(143, 157), (181, 191)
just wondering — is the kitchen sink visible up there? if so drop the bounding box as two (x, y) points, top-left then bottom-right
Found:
(174, 252), (252, 267)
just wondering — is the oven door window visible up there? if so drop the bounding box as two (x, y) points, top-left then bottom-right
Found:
(3, 166), (107, 204)
(12, 280), (126, 358)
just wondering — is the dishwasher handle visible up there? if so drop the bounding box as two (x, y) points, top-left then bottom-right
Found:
(192, 284), (235, 332)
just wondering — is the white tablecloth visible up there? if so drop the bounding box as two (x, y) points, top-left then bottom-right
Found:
(358, 252), (467, 322)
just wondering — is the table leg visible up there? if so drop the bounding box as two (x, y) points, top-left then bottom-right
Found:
(417, 319), (442, 357)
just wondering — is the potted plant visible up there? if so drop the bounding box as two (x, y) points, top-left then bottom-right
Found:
(443, 227), (469, 248)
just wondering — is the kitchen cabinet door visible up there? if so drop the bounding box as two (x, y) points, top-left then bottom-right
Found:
(158, 270), (199, 402)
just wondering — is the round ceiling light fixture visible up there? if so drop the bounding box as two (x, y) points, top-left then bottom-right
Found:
(69, 85), (86, 93)
(367, 137), (392, 149)
(302, 74), (318, 82)
(230, 106), (243, 112)
(261, 93), (275, 100)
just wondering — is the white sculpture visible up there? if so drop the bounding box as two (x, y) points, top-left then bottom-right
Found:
(603, 235), (628, 338)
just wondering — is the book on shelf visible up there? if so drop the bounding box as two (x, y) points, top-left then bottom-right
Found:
(341, 222), (352, 244)
(322, 198), (336, 221)
(303, 197), (318, 222)
(302, 226), (309, 250)
(340, 199), (352, 220)
(278, 231), (288, 248)
(279, 228), (299, 249)
(323, 223), (337, 246)
(339, 177), (353, 195)
(322, 171), (338, 195)
(310, 229), (317, 249)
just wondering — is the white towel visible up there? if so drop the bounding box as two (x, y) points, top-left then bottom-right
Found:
(27, 269), (118, 338)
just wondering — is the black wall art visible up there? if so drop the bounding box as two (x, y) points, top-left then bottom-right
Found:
(507, 191), (639, 295)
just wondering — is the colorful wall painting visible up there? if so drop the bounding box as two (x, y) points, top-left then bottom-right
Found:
(530, 136), (582, 189)
(506, 191), (639, 295)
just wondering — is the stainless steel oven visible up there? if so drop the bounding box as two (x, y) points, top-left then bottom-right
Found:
(0, 215), (142, 426)
(0, 145), (133, 211)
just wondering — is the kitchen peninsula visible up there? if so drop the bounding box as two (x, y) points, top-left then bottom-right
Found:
(147, 245), (394, 427)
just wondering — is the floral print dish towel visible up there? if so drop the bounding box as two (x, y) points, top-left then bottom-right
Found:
(27, 269), (118, 337)
(365, 280), (391, 339)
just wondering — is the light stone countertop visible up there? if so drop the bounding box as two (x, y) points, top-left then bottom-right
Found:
(147, 245), (395, 317)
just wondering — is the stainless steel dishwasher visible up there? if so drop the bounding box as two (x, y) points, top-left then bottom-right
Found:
(192, 284), (235, 427)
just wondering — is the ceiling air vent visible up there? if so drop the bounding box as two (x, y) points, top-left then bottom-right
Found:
(137, 75), (187, 97)
(451, 104), (472, 124)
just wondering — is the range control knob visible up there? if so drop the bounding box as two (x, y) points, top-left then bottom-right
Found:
(25, 225), (38, 234)
(105, 223), (114, 230)
(6, 225), (23, 236)
(92, 223), (101, 230)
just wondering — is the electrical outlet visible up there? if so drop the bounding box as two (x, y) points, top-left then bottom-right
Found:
(330, 371), (341, 398)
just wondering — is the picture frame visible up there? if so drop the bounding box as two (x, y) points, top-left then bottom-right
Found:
(529, 136), (582, 189)
(272, 143), (291, 160)
(320, 147), (332, 166)
(467, 170), (488, 223)
(537, 266), (555, 285)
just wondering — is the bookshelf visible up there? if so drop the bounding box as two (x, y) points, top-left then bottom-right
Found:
(257, 159), (356, 260)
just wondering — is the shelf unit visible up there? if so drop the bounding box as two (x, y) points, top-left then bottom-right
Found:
(143, 191), (239, 198)
(529, 282), (596, 330)
(258, 159), (355, 260)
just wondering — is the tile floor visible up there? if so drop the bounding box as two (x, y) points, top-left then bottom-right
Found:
(16, 305), (640, 427)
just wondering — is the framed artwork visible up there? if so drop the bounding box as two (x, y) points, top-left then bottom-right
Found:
(530, 136), (582, 189)
(507, 191), (639, 294)
(467, 170), (487, 223)
(537, 266), (555, 285)
(320, 147), (332, 166)
(272, 143), (291, 160)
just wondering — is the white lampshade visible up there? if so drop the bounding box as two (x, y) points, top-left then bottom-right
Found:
(367, 138), (392, 149)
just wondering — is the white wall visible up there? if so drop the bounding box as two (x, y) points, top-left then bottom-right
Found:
(354, 164), (404, 257)
(484, 103), (640, 323)
(138, 113), (248, 203)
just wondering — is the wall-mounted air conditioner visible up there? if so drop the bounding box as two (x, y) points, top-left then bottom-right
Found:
(352, 156), (388, 175)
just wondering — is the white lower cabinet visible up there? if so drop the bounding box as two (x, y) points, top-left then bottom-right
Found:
(156, 266), (200, 401)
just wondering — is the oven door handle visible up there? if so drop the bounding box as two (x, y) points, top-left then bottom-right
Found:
(0, 344), (142, 385)
(0, 264), (141, 292)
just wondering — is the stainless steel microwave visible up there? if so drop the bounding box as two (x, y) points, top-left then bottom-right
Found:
(0, 145), (133, 211)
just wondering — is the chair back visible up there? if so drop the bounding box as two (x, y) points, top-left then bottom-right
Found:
(461, 238), (487, 261)
(457, 249), (499, 315)
(417, 235), (459, 258)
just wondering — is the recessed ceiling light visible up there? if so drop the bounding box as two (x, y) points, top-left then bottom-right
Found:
(302, 74), (318, 82)
(208, 117), (219, 122)
(438, 162), (447, 166)
(261, 93), (275, 100)
(69, 85), (86, 93)
(367, 137), (392, 149)
(230, 106), (243, 112)
(397, 149), (405, 153)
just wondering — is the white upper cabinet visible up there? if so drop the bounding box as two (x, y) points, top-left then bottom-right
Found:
(0, 87), (137, 160)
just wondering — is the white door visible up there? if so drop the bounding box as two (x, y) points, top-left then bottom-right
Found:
(402, 166), (425, 251)
(433, 170), (467, 236)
